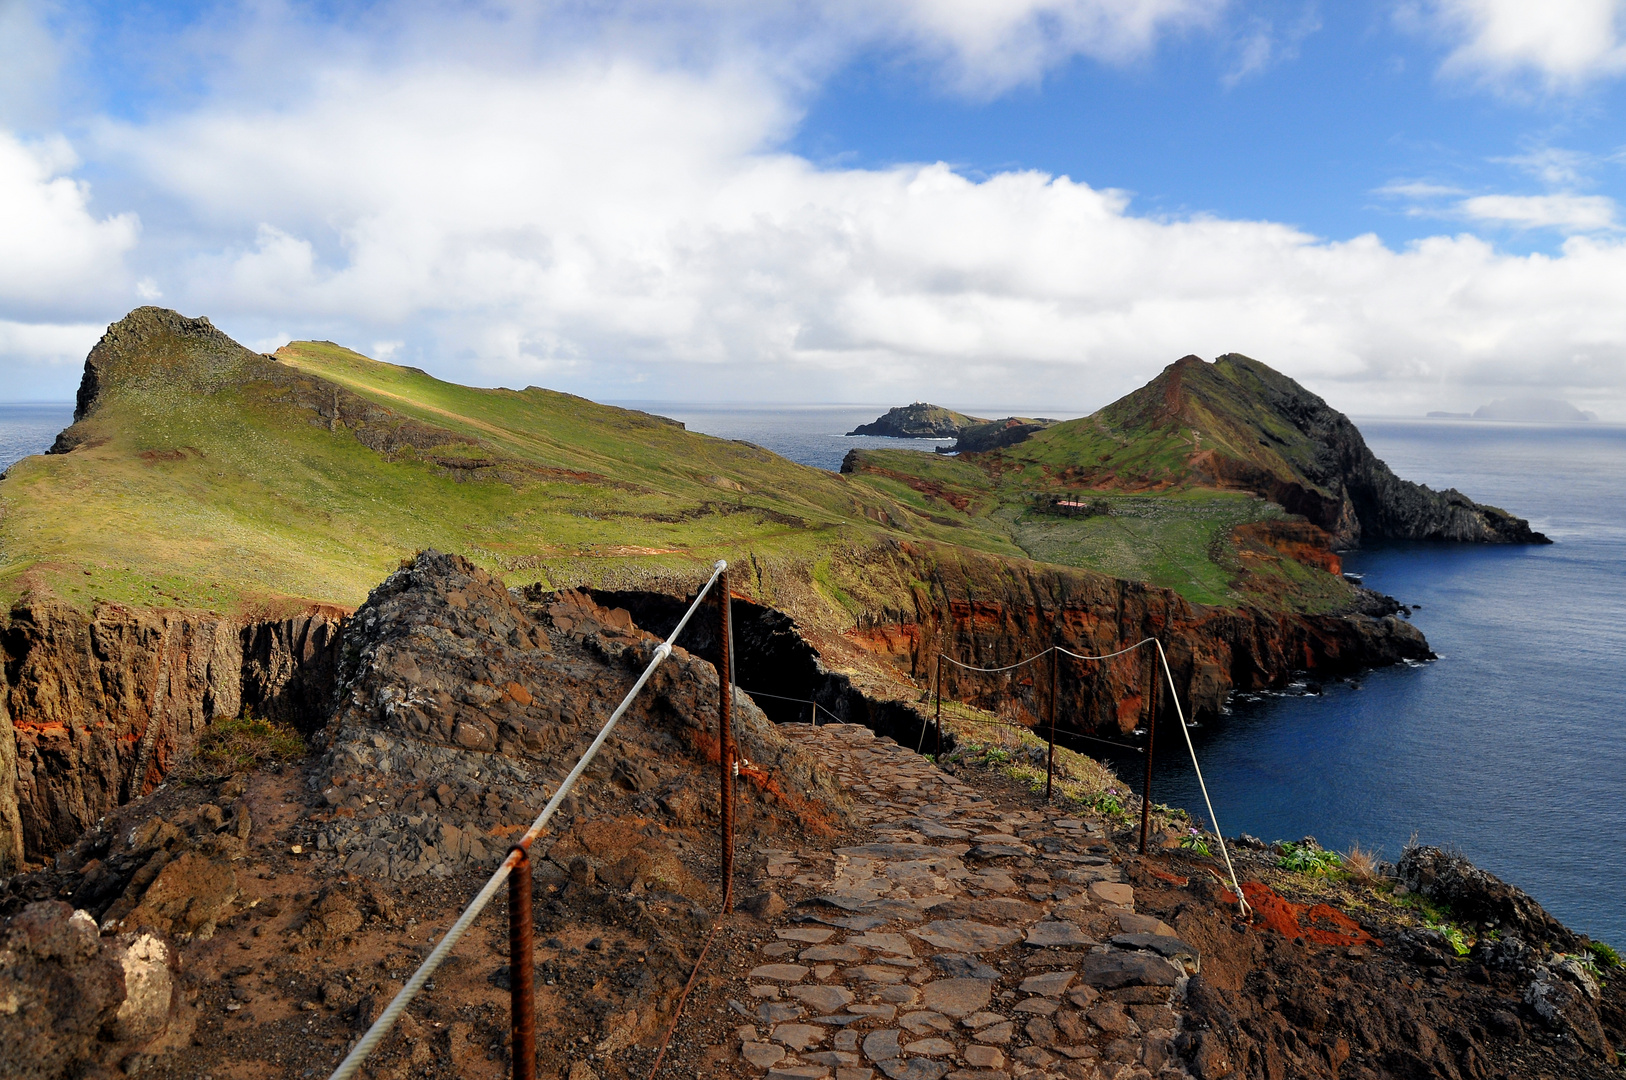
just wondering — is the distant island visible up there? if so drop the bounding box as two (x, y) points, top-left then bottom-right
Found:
(1429, 398), (1598, 422)
(846, 402), (986, 438)
(849, 402), (1060, 452)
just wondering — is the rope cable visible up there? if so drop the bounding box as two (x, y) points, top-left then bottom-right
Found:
(327, 560), (730, 1080)
(1150, 638), (1251, 917)
(944, 635), (1251, 918)
(939, 648), (1055, 674)
(735, 686), (844, 725)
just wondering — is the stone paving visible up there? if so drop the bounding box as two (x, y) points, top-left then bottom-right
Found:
(725, 723), (1197, 1080)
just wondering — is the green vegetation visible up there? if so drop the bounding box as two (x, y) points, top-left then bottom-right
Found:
(1588, 941), (1622, 970)
(0, 316), (1362, 629)
(1277, 840), (1344, 875)
(1178, 828), (1212, 857)
(182, 712), (307, 779)
(1426, 920), (1472, 957)
(839, 353), (1369, 611)
(0, 329), (1000, 616)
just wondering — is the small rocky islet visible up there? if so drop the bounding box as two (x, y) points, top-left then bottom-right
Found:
(0, 310), (1615, 1080)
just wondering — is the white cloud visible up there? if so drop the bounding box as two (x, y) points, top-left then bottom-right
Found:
(1376, 180), (1469, 200)
(1420, 0), (1626, 86)
(73, 58), (1626, 418)
(1458, 192), (1620, 231)
(867, 0), (1228, 93)
(1221, 4), (1321, 87)
(0, 318), (107, 398)
(1495, 147), (1595, 187)
(0, 130), (139, 317)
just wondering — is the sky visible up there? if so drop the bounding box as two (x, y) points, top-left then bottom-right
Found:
(3, 1), (1626, 417)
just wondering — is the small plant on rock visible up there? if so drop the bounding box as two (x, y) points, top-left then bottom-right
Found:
(1178, 828), (1211, 857)
(183, 711), (307, 780)
(1088, 788), (1125, 818)
(1342, 841), (1382, 885)
(1277, 840), (1343, 875)
(1425, 920), (1472, 957)
(1587, 941), (1622, 971)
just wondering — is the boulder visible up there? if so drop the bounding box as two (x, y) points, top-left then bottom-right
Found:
(0, 902), (129, 1079)
(1396, 846), (1576, 949)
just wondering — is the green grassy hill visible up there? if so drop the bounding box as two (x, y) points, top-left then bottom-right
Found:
(842, 352), (1543, 609)
(0, 310), (1033, 621)
(8, 311), (1441, 625)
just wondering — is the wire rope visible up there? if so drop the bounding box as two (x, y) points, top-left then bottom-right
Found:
(327, 560), (729, 1080)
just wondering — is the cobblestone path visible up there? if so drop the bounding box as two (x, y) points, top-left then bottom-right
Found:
(721, 723), (1198, 1080)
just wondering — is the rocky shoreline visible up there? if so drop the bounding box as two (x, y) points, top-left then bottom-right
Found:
(1, 552), (1620, 1079)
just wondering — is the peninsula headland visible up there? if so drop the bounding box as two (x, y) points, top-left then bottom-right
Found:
(3, 310), (1612, 1080)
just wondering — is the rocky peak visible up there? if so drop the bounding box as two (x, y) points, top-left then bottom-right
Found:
(1066, 352), (1548, 547)
(848, 403), (988, 439)
(69, 307), (262, 424)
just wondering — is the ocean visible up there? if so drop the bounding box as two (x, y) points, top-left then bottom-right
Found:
(3, 401), (1620, 945)
(648, 405), (1626, 947)
(0, 403), (74, 472)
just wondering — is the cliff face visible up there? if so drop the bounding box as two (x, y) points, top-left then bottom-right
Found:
(833, 542), (1429, 737)
(0, 600), (343, 869)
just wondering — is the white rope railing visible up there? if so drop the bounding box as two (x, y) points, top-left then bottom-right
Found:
(328, 559), (730, 1080)
(940, 649), (1054, 674)
(945, 636), (1251, 916)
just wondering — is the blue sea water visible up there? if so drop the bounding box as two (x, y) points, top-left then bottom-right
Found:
(610, 402), (969, 471)
(1110, 419), (1626, 948)
(3, 400), (1620, 944)
(654, 406), (1626, 946)
(0, 403), (74, 472)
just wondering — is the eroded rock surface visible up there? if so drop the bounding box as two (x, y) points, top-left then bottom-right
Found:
(0, 597), (342, 869)
(0, 900), (179, 1079)
(312, 551), (851, 881)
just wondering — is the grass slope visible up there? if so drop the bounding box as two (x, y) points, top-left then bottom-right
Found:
(0, 317), (1029, 619)
(0, 315), (1356, 623)
(841, 354), (1368, 611)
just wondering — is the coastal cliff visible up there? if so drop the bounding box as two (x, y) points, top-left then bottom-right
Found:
(1010, 354), (1548, 548)
(0, 600), (342, 869)
(812, 540), (1428, 735)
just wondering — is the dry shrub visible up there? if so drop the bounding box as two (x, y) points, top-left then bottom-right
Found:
(1343, 840), (1382, 885)
(181, 712), (307, 781)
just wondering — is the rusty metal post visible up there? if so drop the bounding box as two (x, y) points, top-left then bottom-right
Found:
(718, 569), (735, 913)
(509, 847), (535, 1080)
(933, 659), (943, 757)
(1139, 643), (1159, 855)
(1045, 647), (1058, 803)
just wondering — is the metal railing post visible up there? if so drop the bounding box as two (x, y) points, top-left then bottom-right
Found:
(1139, 641), (1159, 855)
(509, 847), (535, 1080)
(933, 659), (943, 757)
(1045, 646), (1058, 803)
(718, 568), (735, 913)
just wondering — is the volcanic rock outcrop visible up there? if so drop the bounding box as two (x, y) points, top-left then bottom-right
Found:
(310, 551), (851, 881)
(848, 403), (987, 439)
(0, 599), (342, 870)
